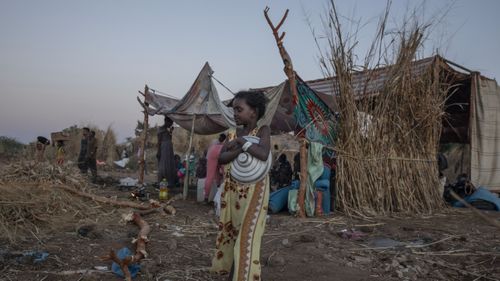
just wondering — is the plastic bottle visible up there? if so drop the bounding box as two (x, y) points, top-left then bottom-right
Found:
(159, 178), (168, 201)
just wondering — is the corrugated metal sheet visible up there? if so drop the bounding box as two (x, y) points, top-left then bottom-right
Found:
(306, 56), (436, 97)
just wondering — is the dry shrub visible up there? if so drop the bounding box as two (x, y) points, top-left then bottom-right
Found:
(0, 182), (112, 244)
(171, 126), (219, 157)
(1, 161), (90, 188)
(0, 161), (113, 243)
(321, 1), (447, 216)
(98, 125), (118, 165)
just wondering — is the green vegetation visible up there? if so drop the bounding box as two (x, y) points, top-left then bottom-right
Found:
(0, 136), (25, 157)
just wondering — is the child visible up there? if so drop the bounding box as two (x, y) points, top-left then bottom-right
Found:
(56, 140), (65, 165)
(210, 90), (270, 281)
(196, 151), (208, 202)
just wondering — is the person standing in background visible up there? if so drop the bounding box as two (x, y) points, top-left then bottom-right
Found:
(204, 133), (226, 202)
(157, 116), (176, 188)
(77, 127), (90, 173)
(55, 140), (65, 165)
(86, 130), (98, 182)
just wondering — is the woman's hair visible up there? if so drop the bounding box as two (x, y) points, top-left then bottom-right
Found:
(219, 133), (226, 143)
(164, 116), (174, 127)
(279, 154), (287, 162)
(233, 90), (267, 120)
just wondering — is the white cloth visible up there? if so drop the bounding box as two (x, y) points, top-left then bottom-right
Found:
(197, 178), (206, 202)
(214, 184), (223, 217)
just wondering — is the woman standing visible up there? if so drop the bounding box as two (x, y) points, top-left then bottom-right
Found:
(204, 133), (226, 201)
(157, 116), (176, 188)
(210, 91), (270, 281)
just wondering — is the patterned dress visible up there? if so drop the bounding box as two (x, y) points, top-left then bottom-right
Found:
(211, 129), (270, 281)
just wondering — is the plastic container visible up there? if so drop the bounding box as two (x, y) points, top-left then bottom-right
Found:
(196, 178), (205, 202)
(159, 178), (168, 201)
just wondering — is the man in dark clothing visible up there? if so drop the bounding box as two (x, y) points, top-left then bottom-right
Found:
(77, 127), (90, 173)
(86, 130), (98, 182)
(157, 117), (176, 187)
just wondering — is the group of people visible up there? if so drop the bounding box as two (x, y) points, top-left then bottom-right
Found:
(77, 127), (98, 182)
(33, 136), (67, 165)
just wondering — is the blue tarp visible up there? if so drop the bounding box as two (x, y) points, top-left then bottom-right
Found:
(453, 187), (500, 211)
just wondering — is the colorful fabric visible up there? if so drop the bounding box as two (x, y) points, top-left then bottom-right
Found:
(56, 147), (65, 165)
(211, 129), (270, 281)
(294, 78), (336, 146)
(305, 142), (324, 217)
(205, 143), (224, 199)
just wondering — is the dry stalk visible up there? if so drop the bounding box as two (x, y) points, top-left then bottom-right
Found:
(321, 1), (447, 216)
(0, 182), (113, 243)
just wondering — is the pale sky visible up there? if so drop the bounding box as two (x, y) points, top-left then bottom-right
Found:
(1, 0), (499, 143)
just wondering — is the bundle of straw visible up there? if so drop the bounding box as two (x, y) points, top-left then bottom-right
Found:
(322, 1), (446, 216)
(0, 182), (112, 243)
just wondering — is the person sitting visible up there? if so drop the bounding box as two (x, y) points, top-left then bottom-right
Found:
(275, 154), (292, 189)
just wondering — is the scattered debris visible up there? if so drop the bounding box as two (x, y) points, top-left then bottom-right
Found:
(109, 247), (141, 279)
(120, 177), (139, 187)
(77, 224), (102, 239)
(102, 213), (150, 281)
(338, 229), (366, 240)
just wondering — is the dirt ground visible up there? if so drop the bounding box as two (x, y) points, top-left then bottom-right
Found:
(1, 169), (500, 281)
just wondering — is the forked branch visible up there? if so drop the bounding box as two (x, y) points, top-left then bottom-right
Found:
(263, 6), (306, 218)
(263, 7), (296, 94)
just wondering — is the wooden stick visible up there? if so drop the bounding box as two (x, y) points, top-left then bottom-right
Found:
(7, 269), (111, 276)
(263, 7), (297, 100)
(138, 85), (150, 186)
(264, 7), (309, 217)
(131, 213), (150, 261)
(297, 139), (308, 218)
(54, 185), (154, 210)
(183, 115), (196, 200)
(101, 213), (151, 281)
(101, 249), (132, 281)
(450, 190), (500, 229)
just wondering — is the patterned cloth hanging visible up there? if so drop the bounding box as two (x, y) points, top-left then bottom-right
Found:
(293, 78), (337, 146)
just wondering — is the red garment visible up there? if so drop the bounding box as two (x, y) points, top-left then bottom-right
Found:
(204, 143), (224, 199)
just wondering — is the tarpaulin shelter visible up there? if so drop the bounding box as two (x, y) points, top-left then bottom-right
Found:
(142, 62), (337, 199)
(145, 62), (337, 145)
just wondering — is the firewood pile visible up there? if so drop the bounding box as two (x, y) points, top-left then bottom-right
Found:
(0, 181), (113, 244)
(0, 161), (89, 188)
(0, 161), (112, 243)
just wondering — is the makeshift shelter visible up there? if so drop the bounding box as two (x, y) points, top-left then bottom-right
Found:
(305, 55), (500, 192)
(142, 61), (337, 202)
(145, 63), (336, 143)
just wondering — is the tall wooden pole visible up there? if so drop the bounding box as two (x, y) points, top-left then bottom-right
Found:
(183, 115), (196, 200)
(264, 7), (307, 217)
(137, 85), (149, 186)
